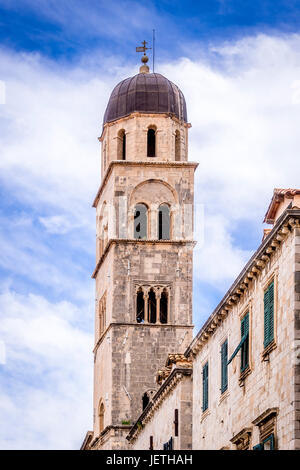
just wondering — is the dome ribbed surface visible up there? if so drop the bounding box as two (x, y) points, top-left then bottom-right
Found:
(103, 73), (187, 124)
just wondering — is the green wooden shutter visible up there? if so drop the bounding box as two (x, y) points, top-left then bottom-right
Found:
(221, 340), (228, 393)
(264, 281), (274, 348)
(202, 362), (208, 412)
(253, 443), (264, 450)
(241, 313), (249, 372)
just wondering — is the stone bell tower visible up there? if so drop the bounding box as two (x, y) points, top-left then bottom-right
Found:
(86, 49), (198, 450)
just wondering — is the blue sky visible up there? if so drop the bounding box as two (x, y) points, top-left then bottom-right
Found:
(1, 0), (300, 449)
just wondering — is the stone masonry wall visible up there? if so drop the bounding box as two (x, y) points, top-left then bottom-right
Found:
(192, 228), (296, 449)
(130, 374), (192, 450)
(294, 227), (300, 449)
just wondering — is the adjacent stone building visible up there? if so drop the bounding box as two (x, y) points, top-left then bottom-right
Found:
(81, 51), (300, 450)
(126, 189), (300, 450)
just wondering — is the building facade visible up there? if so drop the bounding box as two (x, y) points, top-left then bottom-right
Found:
(81, 52), (300, 450)
(126, 190), (300, 450)
(82, 55), (197, 450)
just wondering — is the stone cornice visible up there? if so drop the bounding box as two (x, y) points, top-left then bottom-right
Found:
(98, 112), (192, 141)
(93, 322), (194, 355)
(92, 238), (196, 279)
(185, 209), (300, 359)
(126, 367), (192, 443)
(92, 160), (199, 208)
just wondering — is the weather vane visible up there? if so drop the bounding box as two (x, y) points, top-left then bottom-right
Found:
(136, 37), (155, 73)
(136, 40), (151, 55)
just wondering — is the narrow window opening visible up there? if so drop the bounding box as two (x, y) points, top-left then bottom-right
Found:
(147, 128), (156, 157)
(136, 288), (144, 323)
(160, 289), (168, 324)
(175, 130), (180, 161)
(142, 392), (150, 410)
(158, 204), (170, 240)
(149, 436), (153, 450)
(134, 204), (147, 239)
(122, 133), (126, 160)
(99, 402), (104, 433)
(117, 130), (126, 160)
(148, 288), (157, 323)
(174, 409), (179, 437)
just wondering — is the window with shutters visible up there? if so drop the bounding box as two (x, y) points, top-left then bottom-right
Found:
(228, 311), (251, 383)
(163, 437), (173, 450)
(264, 280), (275, 349)
(240, 313), (249, 372)
(220, 339), (228, 394)
(202, 362), (209, 412)
(252, 407), (278, 450)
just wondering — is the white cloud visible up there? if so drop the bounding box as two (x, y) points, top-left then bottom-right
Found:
(39, 215), (81, 234)
(1, 33), (300, 449)
(0, 289), (93, 449)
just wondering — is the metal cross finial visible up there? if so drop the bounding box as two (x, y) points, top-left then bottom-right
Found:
(136, 40), (152, 55)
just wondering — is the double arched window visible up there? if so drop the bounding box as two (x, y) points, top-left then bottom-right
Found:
(136, 286), (169, 324)
(133, 203), (170, 240)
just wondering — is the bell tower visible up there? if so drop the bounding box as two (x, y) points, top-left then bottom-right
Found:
(89, 51), (198, 450)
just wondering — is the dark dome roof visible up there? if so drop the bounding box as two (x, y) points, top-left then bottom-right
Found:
(103, 73), (187, 124)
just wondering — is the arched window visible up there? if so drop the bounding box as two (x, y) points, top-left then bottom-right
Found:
(148, 288), (157, 323)
(158, 204), (170, 240)
(134, 204), (148, 239)
(136, 288), (145, 323)
(142, 392), (150, 410)
(99, 293), (106, 336)
(117, 129), (126, 160)
(175, 130), (180, 161)
(147, 128), (156, 157)
(99, 402), (105, 433)
(103, 143), (107, 169)
(160, 289), (168, 324)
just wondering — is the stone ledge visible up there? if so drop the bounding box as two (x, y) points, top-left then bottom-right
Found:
(93, 159), (199, 207)
(92, 238), (196, 278)
(261, 339), (277, 361)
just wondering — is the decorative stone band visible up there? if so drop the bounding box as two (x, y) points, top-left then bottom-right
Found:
(126, 367), (192, 443)
(92, 239), (196, 279)
(92, 160), (199, 208)
(93, 323), (194, 357)
(185, 209), (300, 359)
(98, 112), (192, 142)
